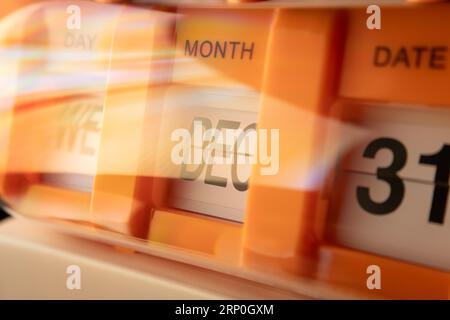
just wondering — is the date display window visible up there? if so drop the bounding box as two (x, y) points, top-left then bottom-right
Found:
(156, 85), (260, 223)
(39, 98), (103, 193)
(327, 102), (450, 271)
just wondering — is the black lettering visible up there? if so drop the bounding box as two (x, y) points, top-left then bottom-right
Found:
(183, 40), (256, 60)
(241, 42), (254, 60)
(430, 46), (447, 69)
(419, 145), (450, 224)
(180, 117), (211, 181)
(374, 46), (391, 67)
(229, 41), (240, 59)
(357, 138), (407, 215)
(184, 40), (198, 56)
(412, 46), (428, 68)
(392, 47), (410, 68)
(204, 120), (240, 188)
(232, 123), (256, 192)
(214, 40), (227, 58)
(199, 40), (213, 57)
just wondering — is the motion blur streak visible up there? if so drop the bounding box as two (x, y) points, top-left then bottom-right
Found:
(0, 1), (369, 190)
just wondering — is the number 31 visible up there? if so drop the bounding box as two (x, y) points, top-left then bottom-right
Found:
(357, 138), (450, 224)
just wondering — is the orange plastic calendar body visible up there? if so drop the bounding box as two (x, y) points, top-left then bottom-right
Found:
(322, 5), (450, 298)
(1, 1), (450, 299)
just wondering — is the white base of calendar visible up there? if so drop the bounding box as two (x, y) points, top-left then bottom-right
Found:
(0, 217), (304, 299)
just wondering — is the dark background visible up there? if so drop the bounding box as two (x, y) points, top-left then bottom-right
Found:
(0, 208), (9, 221)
